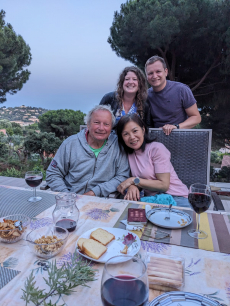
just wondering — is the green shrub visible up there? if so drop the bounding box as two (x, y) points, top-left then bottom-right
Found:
(0, 142), (8, 157)
(0, 167), (22, 178)
(210, 151), (224, 164)
(218, 166), (230, 181)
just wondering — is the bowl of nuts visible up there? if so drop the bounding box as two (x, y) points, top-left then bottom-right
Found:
(26, 225), (69, 259)
(0, 214), (31, 243)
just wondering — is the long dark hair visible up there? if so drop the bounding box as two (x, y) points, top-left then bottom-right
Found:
(116, 66), (148, 119)
(116, 114), (155, 154)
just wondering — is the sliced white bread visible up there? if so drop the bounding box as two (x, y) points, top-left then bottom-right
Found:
(82, 239), (107, 260)
(77, 238), (88, 251)
(90, 228), (115, 246)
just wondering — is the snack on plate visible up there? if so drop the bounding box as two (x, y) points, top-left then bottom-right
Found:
(120, 245), (128, 254)
(34, 235), (64, 254)
(0, 219), (26, 241)
(90, 228), (115, 246)
(82, 239), (107, 260)
(147, 256), (184, 292)
(77, 238), (88, 251)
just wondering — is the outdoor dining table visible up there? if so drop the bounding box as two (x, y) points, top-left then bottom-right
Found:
(0, 184), (230, 306)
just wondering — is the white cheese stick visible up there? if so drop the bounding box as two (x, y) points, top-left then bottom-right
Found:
(148, 276), (182, 287)
(147, 270), (182, 281)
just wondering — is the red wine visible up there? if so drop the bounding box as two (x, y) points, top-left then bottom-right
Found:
(26, 176), (43, 188)
(56, 219), (76, 232)
(101, 275), (148, 306)
(188, 192), (211, 214)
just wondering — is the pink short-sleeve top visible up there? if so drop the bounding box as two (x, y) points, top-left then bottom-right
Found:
(128, 142), (188, 197)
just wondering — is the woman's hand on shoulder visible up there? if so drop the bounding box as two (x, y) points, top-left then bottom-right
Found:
(117, 177), (135, 195)
(124, 185), (140, 201)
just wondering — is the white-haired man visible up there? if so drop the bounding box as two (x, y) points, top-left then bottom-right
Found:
(46, 105), (130, 196)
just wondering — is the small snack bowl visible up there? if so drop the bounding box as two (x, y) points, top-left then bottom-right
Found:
(0, 214), (31, 243)
(26, 226), (69, 259)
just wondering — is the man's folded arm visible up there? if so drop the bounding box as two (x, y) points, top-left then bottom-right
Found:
(91, 151), (130, 197)
(46, 142), (70, 192)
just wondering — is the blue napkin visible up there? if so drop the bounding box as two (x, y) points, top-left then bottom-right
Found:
(140, 194), (177, 206)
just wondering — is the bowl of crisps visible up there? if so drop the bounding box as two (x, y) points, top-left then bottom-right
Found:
(26, 225), (69, 259)
(0, 214), (31, 243)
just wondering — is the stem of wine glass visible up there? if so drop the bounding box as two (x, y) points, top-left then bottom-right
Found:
(197, 214), (201, 234)
(34, 187), (37, 198)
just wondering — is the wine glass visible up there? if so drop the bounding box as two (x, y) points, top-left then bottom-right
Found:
(101, 255), (149, 306)
(188, 183), (211, 239)
(25, 171), (43, 202)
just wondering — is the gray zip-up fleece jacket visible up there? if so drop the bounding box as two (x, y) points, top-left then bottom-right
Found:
(46, 129), (130, 197)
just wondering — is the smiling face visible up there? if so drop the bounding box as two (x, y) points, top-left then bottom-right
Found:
(121, 121), (145, 150)
(122, 71), (139, 95)
(146, 60), (168, 92)
(87, 110), (112, 144)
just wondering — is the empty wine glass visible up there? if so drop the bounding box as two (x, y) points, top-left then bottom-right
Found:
(101, 255), (149, 306)
(188, 183), (211, 239)
(25, 171), (43, 202)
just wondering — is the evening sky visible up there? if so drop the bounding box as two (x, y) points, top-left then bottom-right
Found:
(1, 0), (130, 113)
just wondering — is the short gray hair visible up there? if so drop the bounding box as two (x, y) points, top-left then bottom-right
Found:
(84, 105), (116, 126)
(145, 55), (167, 73)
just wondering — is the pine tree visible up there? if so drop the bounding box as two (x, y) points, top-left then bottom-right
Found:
(0, 10), (32, 103)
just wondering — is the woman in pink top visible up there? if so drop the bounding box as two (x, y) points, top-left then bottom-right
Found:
(116, 114), (190, 207)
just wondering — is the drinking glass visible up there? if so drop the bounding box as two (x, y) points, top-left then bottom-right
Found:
(25, 171), (43, 202)
(101, 255), (149, 306)
(188, 183), (211, 239)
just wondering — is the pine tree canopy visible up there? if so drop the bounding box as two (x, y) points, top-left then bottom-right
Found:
(108, 0), (230, 141)
(0, 10), (32, 103)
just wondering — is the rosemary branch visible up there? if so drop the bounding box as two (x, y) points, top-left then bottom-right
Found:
(21, 251), (97, 306)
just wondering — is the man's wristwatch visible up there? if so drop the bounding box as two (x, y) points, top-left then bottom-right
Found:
(133, 177), (140, 186)
(175, 124), (180, 129)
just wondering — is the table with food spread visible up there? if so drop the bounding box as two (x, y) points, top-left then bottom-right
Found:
(0, 185), (230, 306)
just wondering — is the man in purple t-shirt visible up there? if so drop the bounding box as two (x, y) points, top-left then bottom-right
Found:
(144, 55), (201, 135)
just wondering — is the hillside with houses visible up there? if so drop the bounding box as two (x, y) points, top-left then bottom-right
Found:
(0, 105), (48, 126)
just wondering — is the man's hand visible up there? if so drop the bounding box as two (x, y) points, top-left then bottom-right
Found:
(160, 124), (177, 136)
(83, 190), (96, 196)
(117, 178), (135, 195)
(124, 185), (140, 201)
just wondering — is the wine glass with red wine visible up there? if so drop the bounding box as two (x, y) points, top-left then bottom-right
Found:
(25, 171), (43, 202)
(101, 255), (149, 306)
(188, 183), (211, 239)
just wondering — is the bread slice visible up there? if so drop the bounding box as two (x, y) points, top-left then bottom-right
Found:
(77, 238), (88, 251)
(90, 228), (115, 246)
(82, 239), (107, 260)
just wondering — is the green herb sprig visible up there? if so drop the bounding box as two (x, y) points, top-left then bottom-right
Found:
(21, 251), (97, 306)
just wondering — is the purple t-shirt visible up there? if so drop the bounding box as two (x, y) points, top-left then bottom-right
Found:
(147, 80), (197, 128)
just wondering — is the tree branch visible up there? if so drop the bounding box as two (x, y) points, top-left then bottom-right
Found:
(157, 47), (173, 80)
(191, 60), (221, 92)
(194, 89), (223, 97)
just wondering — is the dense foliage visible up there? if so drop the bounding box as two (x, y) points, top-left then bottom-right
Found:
(24, 132), (62, 169)
(39, 109), (85, 138)
(0, 10), (32, 103)
(108, 0), (230, 141)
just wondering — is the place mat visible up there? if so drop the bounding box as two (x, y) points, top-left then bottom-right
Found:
(0, 186), (56, 218)
(113, 203), (230, 254)
(0, 266), (20, 289)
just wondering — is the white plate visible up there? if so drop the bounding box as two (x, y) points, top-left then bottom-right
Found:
(149, 291), (221, 305)
(75, 227), (141, 263)
(146, 208), (192, 229)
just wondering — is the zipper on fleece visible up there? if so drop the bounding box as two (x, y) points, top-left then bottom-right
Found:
(84, 155), (97, 193)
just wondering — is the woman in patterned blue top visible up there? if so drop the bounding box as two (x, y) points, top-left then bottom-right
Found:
(99, 66), (148, 126)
